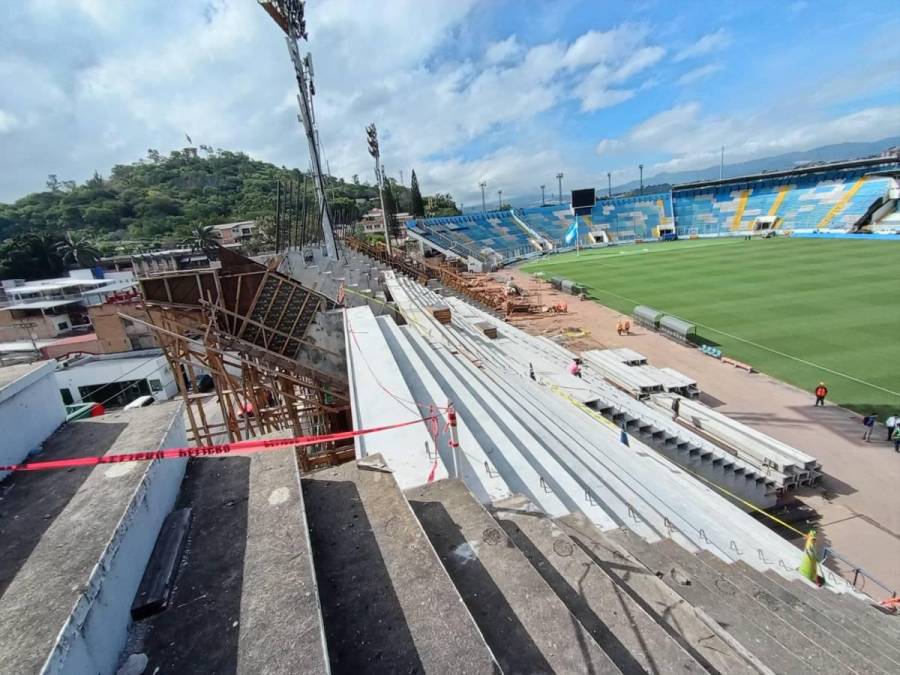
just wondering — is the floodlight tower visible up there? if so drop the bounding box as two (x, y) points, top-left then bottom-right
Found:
(479, 181), (487, 212)
(366, 124), (392, 254)
(607, 172), (612, 197)
(556, 172), (564, 204)
(540, 184), (545, 206)
(498, 190), (503, 210)
(639, 164), (644, 195)
(258, 0), (338, 260)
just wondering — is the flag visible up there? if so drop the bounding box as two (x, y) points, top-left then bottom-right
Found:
(564, 220), (578, 245)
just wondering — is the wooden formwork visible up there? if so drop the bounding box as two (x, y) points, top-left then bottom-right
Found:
(135, 246), (350, 470)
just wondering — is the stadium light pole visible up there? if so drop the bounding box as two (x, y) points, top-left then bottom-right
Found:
(498, 189), (503, 210)
(639, 164), (644, 195)
(258, 0), (338, 260)
(479, 181), (487, 212)
(607, 172), (612, 197)
(366, 123), (392, 255)
(540, 184), (545, 206)
(556, 172), (564, 205)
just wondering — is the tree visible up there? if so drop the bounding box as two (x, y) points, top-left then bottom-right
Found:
(409, 169), (425, 217)
(181, 223), (219, 257)
(382, 183), (402, 242)
(46, 175), (60, 192)
(426, 193), (461, 217)
(55, 231), (101, 268)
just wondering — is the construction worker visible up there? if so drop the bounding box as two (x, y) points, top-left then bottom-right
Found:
(892, 425), (900, 453)
(814, 382), (828, 406)
(862, 413), (877, 442)
(569, 358), (583, 379)
(529, 363), (536, 381)
(671, 396), (681, 421)
(886, 413), (898, 441)
(798, 529), (824, 586)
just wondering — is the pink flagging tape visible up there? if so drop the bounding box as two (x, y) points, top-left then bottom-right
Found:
(0, 417), (435, 473)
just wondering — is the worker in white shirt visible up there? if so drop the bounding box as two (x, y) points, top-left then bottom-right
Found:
(887, 414), (899, 442)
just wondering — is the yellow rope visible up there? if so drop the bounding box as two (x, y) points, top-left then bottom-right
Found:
(346, 283), (807, 538)
(544, 380), (807, 537)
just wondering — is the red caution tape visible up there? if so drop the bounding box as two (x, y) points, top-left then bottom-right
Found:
(0, 416), (435, 474)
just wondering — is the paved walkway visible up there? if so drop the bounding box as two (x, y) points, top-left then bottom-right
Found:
(507, 268), (900, 596)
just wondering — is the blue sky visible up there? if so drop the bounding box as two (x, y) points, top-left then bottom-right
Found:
(1, 0), (898, 205)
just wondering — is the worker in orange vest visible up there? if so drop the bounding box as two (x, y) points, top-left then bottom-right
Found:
(814, 382), (828, 407)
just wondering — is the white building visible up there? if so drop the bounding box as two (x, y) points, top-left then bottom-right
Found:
(54, 349), (178, 409)
(0, 270), (137, 341)
(0, 360), (67, 477)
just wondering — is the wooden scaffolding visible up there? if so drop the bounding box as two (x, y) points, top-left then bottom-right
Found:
(136, 246), (352, 470)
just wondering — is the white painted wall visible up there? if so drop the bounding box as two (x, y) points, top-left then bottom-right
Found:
(0, 361), (66, 477)
(55, 354), (178, 406)
(41, 407), (189, 675)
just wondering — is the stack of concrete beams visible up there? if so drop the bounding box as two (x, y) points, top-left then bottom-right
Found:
(652, 393), (822, 489)
(355, 272), (839, 581)
(583, 348), (700, 398)
(387, 274), (784, 510)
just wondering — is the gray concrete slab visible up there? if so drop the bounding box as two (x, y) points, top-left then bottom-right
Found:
(770, 572), (900, 649)
(0, 403), (187, 675)
(237, 434), (329, 674)
(696, 552), (899, 672)
(408, 479), (621, 674)
(303, 457), (497, 674)
(558, 514), (759, 675)
(492, 495), (704, 674)
(653, 538), (871, 674)
(607, 533), (811, 674)
(760, 570), (900, 659)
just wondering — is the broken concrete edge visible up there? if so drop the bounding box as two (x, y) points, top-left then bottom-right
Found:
(41, 402), (188, 675)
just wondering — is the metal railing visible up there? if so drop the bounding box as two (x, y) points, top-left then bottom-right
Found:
(821, 547), (897, 599)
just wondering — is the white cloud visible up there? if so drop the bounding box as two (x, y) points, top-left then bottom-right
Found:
(604, 102), (900, 178)
(676, 63), (723, 85)
(674, 28), (730, 62)
(485, 35), (523, 64)
(0, 110), (19, 134)
(562, 24), (649, 69)
(594, 138), (623, 155)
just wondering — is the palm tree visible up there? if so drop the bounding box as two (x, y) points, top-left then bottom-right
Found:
(24, 233), (65, 276)
(181, 224), (219, 258)
(55, 231), (101, 268)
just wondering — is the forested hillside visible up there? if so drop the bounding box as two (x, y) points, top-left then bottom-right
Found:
(0, 148), (380, 247)
(0, 148), (460, 279)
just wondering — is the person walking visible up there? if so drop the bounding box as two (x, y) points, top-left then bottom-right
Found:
(814, 382), (828, 406)
(529, 363), (536, 381)
(671, 396), (681, 421)
(886, 413), (897, 441)
(862, 413), (876, 442)
(892, 425), (900, 453)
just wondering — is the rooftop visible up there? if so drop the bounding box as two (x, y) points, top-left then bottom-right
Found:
(1, 299), (81, 311)
(0, 360), (54, 394)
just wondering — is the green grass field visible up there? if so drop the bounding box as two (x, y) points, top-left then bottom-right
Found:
(522, 238), (900, 417)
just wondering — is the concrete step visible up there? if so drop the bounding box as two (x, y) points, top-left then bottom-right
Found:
(696, 552), (899, 673)
(768, 571), (900, 652)
(407, 479), (621, 674)
(653, 538), (878, 674)
(0, 404), (187, 674)
(604, 529), (809, 674)
(303, 457), (496, 674)
(557, 514), (758, 675)
(737, 562), (900, 664)
(125, 432), (330, 674)
(491, 495), (705, 673)
(757, 567), (899, 650)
